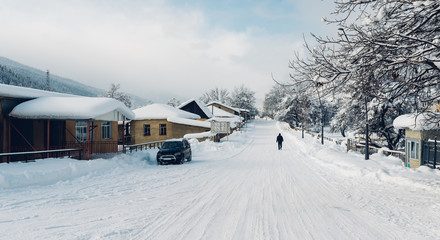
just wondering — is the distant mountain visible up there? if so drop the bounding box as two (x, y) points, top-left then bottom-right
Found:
(0, 56), (150, 108)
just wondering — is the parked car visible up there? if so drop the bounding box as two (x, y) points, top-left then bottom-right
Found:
(157, 138), (192, 165)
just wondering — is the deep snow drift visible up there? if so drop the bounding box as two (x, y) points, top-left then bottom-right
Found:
(1, 120), (440, 240)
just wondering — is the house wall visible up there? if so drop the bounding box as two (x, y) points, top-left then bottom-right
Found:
(405, 129), (422, 141)
(0, 101), (5, 154)
(130, 119), (211, 144)
(210, 103), (236, 115)
(1, 98), (26, 155)
(65, 120), (118, 153)
(131, 119), (170, 144)
(171, 123), (210, 139)
(33, 120), (45, 150)
(406, 129), (440, 141)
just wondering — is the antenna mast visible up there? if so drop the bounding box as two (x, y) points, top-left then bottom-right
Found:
(46, 70), (51, 91)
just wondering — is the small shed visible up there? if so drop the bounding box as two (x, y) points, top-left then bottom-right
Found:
(393, 113), (440, 168)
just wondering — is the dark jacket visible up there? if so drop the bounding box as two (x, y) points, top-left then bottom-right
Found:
(276, 134), (284, 143)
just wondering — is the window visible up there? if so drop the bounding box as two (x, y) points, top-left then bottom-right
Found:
(101, 121), (112, 139)
(75, 121), (88, 142)
(144, 124), (151, 136)
(159, 124), (167, 136)
(408, 140), (419, 159)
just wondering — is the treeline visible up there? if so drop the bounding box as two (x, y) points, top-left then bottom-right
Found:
(0, 61), (101, 97)
(263, 0), (440, 150)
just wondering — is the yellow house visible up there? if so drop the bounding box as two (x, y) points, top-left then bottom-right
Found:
(394, 113), (440, 168)
(207, 101), (239, 116)
(206, 101), (250, 121)
(129, 103), (210, 144)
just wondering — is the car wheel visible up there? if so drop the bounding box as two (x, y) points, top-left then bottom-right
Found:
(157, 161), (162, 165)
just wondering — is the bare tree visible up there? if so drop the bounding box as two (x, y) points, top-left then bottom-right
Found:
(283, 0), (440, 149)
(106, 83), (132, 108)
(199, 87), (231, 104)
(167, 97), (181, 107)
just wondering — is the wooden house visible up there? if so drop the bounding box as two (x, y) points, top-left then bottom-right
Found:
(129, 103), (211, 145)
(178, 99), (213, 120)
(0, 84), (134, 162)
(207, 101), (239, 116)
(206, 101), (250, 121)
(393, 113), (440, 168)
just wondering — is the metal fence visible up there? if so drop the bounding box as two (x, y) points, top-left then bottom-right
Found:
(124, 140), (165, 152)
(0, 149), (83, 163)
(294, 127), (406, 162)
(346, 139), (405, 161)
(422, 140), (439, 169)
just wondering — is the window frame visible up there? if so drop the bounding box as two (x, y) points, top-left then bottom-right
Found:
(75, 120), (88, 142)
(159, 124), (167, 136)
(101, 121), (112, 140)
(143, 124), (151, 136)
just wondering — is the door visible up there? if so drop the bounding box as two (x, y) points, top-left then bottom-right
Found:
(406, 139), (420, 168)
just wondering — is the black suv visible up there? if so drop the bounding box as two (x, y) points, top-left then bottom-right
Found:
(157, 138), (192, 165)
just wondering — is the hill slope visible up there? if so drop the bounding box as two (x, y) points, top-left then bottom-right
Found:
(0, 56), (150, 107)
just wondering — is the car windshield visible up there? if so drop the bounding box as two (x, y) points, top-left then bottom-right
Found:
(162, 142), (183, 149)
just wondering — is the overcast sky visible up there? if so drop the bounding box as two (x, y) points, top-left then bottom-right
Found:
(0, 0), (336, 105)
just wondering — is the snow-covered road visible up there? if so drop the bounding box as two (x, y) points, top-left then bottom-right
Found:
(1, 120), (440, 239)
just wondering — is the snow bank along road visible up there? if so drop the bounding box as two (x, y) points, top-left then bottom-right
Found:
(1, 120), (440, 239)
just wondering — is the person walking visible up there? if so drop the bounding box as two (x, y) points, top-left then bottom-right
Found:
(276, 133), (284, 150)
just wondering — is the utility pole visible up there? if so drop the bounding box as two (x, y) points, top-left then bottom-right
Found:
(365, 96), (369, 160)
(46, 70), (51, 91)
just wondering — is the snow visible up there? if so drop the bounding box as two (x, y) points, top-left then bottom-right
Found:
(184, 131), (212, 139)
(178, 98), (214, 119)
(209, 105), (239, 118)
(1, 120), (440, 239)
(167, 116), (211, 128)
(393, 113), (440, 130)
(9, 96), (135, 121)
(0, 83), (74, 99)
(133, 103), (201, 120)
(207, 116), (241, 129)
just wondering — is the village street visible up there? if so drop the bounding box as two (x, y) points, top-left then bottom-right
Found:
(1, 120), (440, 239)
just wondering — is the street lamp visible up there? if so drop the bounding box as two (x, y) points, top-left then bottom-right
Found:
(338, 28), (349, 42)
(338, 27), (369, 160)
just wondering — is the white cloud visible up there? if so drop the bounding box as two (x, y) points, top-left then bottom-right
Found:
(0, 0), (305, 104)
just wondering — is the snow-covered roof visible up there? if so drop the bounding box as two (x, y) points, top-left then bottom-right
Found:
(133, 103), (200, 120)
(178, 98), (213, 119)
(207, 101), (239, 113)
(0, 83), (74, 99)
(393, 113), (440, 131)
(210, 106), (238, 118)
(167, 117), (211, 128)
(10, 96), (135, 121)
